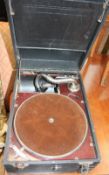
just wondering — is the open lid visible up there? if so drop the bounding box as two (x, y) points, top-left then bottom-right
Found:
(5, 0), (108, 72)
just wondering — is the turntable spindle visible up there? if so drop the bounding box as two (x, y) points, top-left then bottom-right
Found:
(48, 117), (55, 124)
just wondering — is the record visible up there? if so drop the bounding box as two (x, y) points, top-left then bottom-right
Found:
(14, 93), (88, 158)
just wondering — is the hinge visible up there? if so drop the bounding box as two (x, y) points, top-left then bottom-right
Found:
(9, 0), (15, 15)
(98, 0), (109, 23)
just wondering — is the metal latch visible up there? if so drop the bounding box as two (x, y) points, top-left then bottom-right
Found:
(98, 0), (109, 23)
(12, 162), (29, 169)
(80, 163), (90, 175)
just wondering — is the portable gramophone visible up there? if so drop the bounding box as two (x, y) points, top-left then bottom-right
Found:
(3, 0), (109, 174)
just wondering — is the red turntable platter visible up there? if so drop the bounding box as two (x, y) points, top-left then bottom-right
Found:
(14, 93), (88, 158)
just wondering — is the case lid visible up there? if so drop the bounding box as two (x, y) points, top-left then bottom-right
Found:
(6, 0), (108, 72)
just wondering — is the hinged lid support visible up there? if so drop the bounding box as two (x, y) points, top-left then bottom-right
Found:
(98, 0), (109, 22)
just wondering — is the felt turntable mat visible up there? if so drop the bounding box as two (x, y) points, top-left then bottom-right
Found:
(14, 94), (88, 158)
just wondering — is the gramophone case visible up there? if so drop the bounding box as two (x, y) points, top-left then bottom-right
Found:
(3, 0), (109, 174)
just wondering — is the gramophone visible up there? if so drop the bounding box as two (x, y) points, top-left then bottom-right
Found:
(3, 0), (109, 174)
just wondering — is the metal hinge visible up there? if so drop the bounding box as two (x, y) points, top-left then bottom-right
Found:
(9, 0), (15, 15)
(98, 0), (109, 23)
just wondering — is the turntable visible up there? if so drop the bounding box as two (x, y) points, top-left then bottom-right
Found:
(4, 0), (108, 174)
